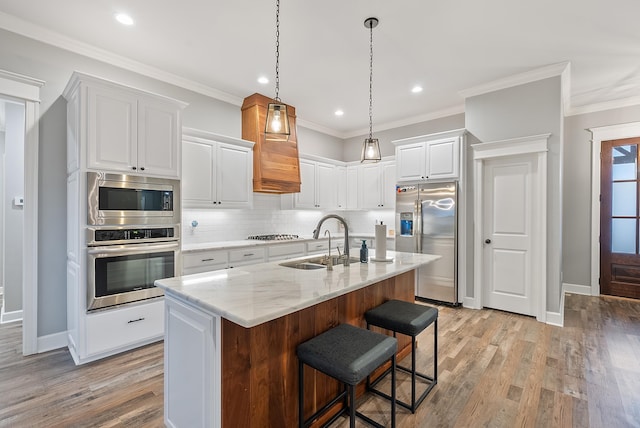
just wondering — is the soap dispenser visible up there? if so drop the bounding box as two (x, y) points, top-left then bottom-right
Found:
(360, 240), (368, 263)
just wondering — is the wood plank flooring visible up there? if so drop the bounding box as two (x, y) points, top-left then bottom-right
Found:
(0, 293), (638, 427)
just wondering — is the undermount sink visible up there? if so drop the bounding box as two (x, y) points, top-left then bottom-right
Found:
(279, 255), (361, 270)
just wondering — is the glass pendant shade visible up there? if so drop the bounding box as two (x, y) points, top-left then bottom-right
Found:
(265, 102), (290, 138)
(361, 137), (381, 162)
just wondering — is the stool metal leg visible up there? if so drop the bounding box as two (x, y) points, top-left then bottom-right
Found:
(349, 385), (356, 428)
(434, 318), (438, 383)
(299, 360), (304, 428)
(391, 354), (396, 428)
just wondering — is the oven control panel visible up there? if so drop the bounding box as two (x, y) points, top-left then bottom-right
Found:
(87, 226), (179, 246)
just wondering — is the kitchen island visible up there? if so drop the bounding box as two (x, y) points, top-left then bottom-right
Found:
(155, 250), (439, 428)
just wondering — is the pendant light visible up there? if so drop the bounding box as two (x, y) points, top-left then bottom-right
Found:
(361, 17), (381, 163)
(265, 0), (290, 139)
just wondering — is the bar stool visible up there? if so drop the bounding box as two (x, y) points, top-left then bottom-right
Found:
(297, 323), (397, 428)
(365, 299), (438, 413)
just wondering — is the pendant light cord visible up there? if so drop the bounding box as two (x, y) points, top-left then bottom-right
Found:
(274, 0), (281, 102)
(368, 21), (373, 140)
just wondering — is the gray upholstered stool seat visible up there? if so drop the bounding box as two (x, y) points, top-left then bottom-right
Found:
(365, 299), (438, 413)
(297, 323), (397, 428)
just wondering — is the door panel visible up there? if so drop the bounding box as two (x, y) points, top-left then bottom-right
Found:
(600, 138), (640, 298)
(482, 156), (535, 316)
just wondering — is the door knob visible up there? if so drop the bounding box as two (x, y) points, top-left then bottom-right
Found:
(485, 239), (491, 244)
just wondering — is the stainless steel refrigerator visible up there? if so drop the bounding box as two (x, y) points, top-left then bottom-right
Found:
(395, 181), (458, 304)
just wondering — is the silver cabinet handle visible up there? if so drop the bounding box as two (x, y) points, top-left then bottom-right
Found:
(244, 253), (254, 257)
(127, 317), (145, 324)
(201, 258), (215, 262)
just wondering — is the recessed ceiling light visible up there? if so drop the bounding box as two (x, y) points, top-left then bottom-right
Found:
(411, 85), (423, 94)
(115, 13), (134, 26)
(335, 110), (344, 116)
(257, 76), (269, 84)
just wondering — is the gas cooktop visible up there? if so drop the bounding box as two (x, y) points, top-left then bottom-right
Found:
(247, 234), (300, 241)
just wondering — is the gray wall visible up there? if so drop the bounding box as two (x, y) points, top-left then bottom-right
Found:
(0, 29), (341, 337)
(3, 102), (24, 314)
(297, 127), (344, 160)
(465, 77), (564, 313)
(563, 104), (640, 287)
(342, 114), (465, 162)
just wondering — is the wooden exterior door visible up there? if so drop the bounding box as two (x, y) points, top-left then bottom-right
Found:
(600, 137), (640, 299)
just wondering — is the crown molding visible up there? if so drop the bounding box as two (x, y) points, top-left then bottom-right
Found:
(342, 104), (466, 140)
(567, 94), (640, 117)
(459, 62), (570, 100)
(0, 11), (243, 107)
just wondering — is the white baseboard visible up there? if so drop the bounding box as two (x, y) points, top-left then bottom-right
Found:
(546, 288), (566, 327)
(462, 296), (480, 309)
(0, 286), (4, 295)
(1, 306), (22, 324)
(37, 331), (68, 353)
(563, 282), (592, 296)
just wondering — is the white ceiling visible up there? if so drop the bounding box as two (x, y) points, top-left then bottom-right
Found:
(1, 0), (639, 138)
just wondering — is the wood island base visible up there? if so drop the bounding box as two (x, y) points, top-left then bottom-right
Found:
(221, 270), (415, 427)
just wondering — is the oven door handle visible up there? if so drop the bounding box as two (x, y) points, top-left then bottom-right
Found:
(87, 242), (179, 255)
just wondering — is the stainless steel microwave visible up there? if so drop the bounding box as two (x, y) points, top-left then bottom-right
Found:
(87, 172), (180, 226)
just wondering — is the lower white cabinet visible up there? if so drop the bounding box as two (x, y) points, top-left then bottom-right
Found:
(267, 242), (306, 261)
(228, 247), (266, 268)
(85, 299), (164, 358)
(307, 240), (330, 255)
(165, 294), (221, 428)
(182, 249), (229, 275)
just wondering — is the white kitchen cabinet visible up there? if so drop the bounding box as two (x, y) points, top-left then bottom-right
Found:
(307, 240), (330, 255)
(182, 129), (254, 209)
(182, 249), (229, 275)
(394, 130), (465, 182)
(267, 242), (306, 261)
(73, 73), (186, 178)
(336, 166), (347, 210)
(164, 294), (221, 428)
(228, 247), (266, 268)
(360, 161), (396, 209)
(293, 159), (336, 209)
(346, 166), (360, 210)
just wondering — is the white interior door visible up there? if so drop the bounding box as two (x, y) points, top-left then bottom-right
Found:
(482, 154), (537, 316)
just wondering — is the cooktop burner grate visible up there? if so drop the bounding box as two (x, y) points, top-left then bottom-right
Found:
(247, 234), (300, 241)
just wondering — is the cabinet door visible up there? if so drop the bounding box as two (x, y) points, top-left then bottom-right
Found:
(315, 162), (336, 209)
(381, 162), (397, 209)
(336, 167), (347, 209)
(216, 143), (252, 208)
(138, 98), (180, 178)
(296, 159), (317, 209)
(183, 139), (215, 207)
(346, 166), (359, 210)
(396, 142), (426, 182)
(426, 137), (459, 179)
(86, 85), (137, 172)
(360, 164), (382, 209)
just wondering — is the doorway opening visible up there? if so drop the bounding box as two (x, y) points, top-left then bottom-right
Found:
(0, 98), (25, 325)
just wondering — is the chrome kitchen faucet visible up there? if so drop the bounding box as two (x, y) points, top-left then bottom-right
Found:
(313, 214), (350, 266)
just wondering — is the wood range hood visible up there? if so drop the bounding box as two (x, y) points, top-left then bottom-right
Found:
(241, 93), (301, 194)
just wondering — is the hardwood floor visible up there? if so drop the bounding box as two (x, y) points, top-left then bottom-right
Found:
(0, 293), (638, 427)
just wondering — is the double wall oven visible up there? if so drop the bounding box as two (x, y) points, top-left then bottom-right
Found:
(86, 172), (180, 311)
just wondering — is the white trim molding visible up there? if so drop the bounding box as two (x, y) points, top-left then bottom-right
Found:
(563, 282), (592, 296)
(37, 331), (69, 353)
(1, 307), (22, 324)
(588, 121), (640, 297)
(0, 69), (43, 355)
(471, 134), (550, 323)
(459, 62), (571, 112)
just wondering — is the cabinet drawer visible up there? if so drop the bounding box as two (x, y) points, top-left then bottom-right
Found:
(183, 250), (229, 270)
(229, 247), (265, 263)
(307, 241), (329, 254)
(85, 299), (164, 356)
(267, 242), (305, 260)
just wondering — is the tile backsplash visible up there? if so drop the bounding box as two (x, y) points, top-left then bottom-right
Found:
(182, 194), (395, 245)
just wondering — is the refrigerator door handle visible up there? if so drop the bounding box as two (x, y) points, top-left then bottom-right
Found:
(415, 199), (422, 253)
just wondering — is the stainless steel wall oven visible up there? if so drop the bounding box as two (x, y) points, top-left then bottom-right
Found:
(86, 225), (180, 311)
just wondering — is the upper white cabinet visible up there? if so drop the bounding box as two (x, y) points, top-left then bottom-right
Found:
(336, 166), (347, 210)
(360, 161), (396, 209)
(346, 166), (359, 210)
(182, 128), (254, 209)
(393, 129), (465, 183)
(64, 72), (187, 178)
(292, 158), (336, 209)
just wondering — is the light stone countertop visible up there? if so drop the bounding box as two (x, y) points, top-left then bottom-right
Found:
(155, 250), (439, 328)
